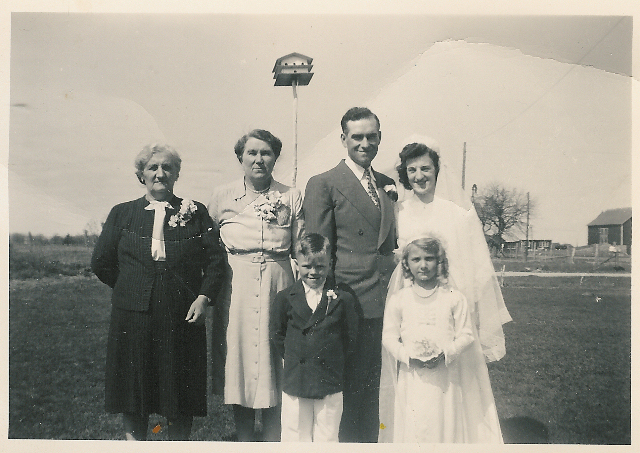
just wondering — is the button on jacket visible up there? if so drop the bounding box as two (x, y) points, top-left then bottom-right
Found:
(271, 280), (359, 399)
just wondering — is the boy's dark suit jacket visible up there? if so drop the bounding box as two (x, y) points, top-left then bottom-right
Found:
(271, 280), (359, 399)
(91, 195), (226, 313)
(303, 159), (397, 319)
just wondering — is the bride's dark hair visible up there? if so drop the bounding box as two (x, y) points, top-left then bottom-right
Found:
(396, 143), (440, 191)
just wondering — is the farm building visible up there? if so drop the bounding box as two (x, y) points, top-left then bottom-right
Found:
(587, 207), (631, 254)
(503, 239), (552, 254)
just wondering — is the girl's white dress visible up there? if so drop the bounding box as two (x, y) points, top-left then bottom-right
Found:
(382, 283), (501, 443)
(378, 193), (509, 443)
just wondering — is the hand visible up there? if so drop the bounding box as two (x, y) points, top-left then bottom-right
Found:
(409, 357), (428, 369)
(185, 295), (210, 324)
(424, 352), (445, 369)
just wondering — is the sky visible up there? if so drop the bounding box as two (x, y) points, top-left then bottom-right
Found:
(4, 2), (638, 247)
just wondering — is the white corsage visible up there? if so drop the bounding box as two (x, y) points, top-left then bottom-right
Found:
(414, 338), (441, 361)
(383, 184), (398, 202)
(168, 199), (197, 227)
(326, 289), (338, 315)
(254, 191), (291, 225)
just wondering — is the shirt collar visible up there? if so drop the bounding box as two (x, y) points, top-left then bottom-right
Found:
(345, 158), (375, 182)
(302, 280), (326, 296)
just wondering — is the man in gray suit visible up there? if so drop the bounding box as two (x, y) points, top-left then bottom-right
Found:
(303, 107), (397, 442)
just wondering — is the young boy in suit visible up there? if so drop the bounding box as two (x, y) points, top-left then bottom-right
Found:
(270, 233), (359, 442)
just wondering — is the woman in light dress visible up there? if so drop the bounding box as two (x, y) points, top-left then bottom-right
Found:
(208, 129), (304, 441)
(378, 136), (512, 443)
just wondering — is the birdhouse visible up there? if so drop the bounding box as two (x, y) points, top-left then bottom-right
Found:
(273, 52), (314, 86)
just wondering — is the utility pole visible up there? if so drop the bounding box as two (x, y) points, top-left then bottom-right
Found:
(461, 142), (466, 190)
(525, 191), (530, 262)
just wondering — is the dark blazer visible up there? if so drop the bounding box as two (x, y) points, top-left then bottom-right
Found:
(303, 159), (397, 319)
(271, 280), (359, 399)
(91, 195), (226, 313)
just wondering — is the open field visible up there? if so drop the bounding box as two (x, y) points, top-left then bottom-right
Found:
(493, 255), (631, 274)
(8, 245), (632, 443)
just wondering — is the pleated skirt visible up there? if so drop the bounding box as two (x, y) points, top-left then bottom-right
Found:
(104, 263), (207, 418)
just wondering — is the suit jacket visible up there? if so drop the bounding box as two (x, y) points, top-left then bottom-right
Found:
(303, 159), (397, 318)
(91, 195), (226, 313)
(271, 280), (359, 399)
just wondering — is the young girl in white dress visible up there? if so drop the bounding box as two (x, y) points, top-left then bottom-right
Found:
(381, 237), (503, 443)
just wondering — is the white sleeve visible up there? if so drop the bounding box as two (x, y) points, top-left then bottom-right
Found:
(382, 292), (411, 365)
(443, 290), (475, 366)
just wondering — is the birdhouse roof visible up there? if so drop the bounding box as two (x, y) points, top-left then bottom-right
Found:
(587, 207), (632, 226)
(272, 53), (313, 72)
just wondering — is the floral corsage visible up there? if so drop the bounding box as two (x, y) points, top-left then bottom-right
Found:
(254, 191), (291, 225)
(414, 338), (442, 361)
(168, 199), (197, 227)
(325, 289), (338, 315)
(383, 183), (398, 202)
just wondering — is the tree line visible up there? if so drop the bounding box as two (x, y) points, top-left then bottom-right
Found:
(9, 232), (99, 247)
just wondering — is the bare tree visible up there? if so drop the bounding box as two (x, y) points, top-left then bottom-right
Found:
(474, 183), (532, 247)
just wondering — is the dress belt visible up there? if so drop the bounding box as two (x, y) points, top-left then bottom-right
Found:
(227, 251), (290, 263)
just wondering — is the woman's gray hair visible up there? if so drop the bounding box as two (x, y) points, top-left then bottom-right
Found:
(134, 144), (182, 181)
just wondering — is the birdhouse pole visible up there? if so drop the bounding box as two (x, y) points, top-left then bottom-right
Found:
(272, 53), (314, 188)
(292, 78), (298, 187)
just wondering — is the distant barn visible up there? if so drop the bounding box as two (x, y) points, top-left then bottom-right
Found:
(587, 207), (632, 254)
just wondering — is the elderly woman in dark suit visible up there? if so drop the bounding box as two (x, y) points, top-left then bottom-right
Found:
(91, 144), (226, 440)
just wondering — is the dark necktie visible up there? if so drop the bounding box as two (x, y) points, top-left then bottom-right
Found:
(364, 167), (380, 209)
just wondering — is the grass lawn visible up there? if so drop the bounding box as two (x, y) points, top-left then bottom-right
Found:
(489, 275), (631, 444)
(8, 245), (631, 443)
(9, 275), (234, 441)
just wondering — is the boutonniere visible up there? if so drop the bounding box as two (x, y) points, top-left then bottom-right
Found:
(168, 199), (197, 227)
(383, 184), (398, 202)
(254, 191), (291, 225)
(325, 289), (338, 315)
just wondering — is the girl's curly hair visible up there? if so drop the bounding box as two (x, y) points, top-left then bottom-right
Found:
(401, 237), (449, 285)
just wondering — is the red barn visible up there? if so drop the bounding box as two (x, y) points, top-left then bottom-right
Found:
(587, 208), (632, 254)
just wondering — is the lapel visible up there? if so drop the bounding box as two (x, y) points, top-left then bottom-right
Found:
(137, 197), (156, 267)
(304, 283), (330, 330)
(374, 172), (395, 249)
(162, 195), (181, 264)
(333, 160), (381, 231)
(288, 280), (313, 322)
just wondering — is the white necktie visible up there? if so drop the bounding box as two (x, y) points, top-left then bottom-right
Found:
(145, 201), (171, 261)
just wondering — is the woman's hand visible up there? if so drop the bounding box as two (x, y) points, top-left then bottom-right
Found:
(185, 295), (210, 324)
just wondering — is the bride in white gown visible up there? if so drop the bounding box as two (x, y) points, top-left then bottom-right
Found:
(378, 136), (512, 443)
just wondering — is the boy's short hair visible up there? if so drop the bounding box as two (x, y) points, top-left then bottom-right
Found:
(401, 237), (449, 284)
(295, 233), (331, 257)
